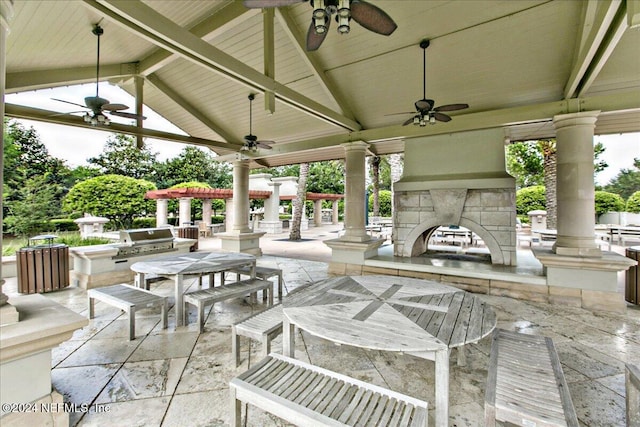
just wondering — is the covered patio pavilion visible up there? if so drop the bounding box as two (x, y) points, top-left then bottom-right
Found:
(1, 1), (640, 426)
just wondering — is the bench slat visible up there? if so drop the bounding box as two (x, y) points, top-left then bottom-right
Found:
(485, 329), (578, 427)
(230, 354), (428, 427)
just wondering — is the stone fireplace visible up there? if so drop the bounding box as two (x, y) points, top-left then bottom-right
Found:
(393, 129), (517, 266)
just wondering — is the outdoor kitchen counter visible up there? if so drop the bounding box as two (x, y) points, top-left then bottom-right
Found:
(130, 251), (256, 327)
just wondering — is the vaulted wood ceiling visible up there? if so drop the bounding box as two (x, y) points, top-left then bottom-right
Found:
(5, 0), (640, 168)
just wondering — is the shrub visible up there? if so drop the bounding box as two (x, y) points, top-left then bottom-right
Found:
(516, 185), (545, 215)
(132, 217), (156, 229)
(594, 191), (625, 216)
(211, 215), (225, 224)
(368, 190), (392, 217)
(627, 191), (640, 213)
(50, 218), (78, 232)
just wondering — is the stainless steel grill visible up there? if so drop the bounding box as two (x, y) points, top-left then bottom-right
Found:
(114, 228), (176, 259)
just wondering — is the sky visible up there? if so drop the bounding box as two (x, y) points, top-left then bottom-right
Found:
(5, 82), (640, 186)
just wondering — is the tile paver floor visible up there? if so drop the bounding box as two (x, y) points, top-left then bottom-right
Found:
(2, 227), (639, 426)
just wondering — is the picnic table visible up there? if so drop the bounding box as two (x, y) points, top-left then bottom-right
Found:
(282, 275), (497, 427)
(130, 251), (256, 327)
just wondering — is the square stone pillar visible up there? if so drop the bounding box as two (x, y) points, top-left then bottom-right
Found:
(202, 199), (212, 226)
(259, 182), (283, 234)
(332, 200), (340, 225)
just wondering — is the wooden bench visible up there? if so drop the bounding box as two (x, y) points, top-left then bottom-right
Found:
(230, 353), (429, 427)
(627, 363), (640, 427)
(183, 279), (273, 333)
(485, 329), (578, 427)
(88, 284), (168, 340)
(232, 304), (283, 367)
(224, 266), (284, 300)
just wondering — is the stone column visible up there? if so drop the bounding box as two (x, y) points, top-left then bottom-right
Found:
(314, 199), (323, 227)
(224, 198), (234, 231)
(232, 159), (252, 233)
(156, 199), (168, 227)
(332, 200), (339, 225)
(553, 111), (600, 257)
(0, 0), (17, 321)
(341, 141), (370, 242)
(178, 197), (192, 226)
(202, 199), (212, 226)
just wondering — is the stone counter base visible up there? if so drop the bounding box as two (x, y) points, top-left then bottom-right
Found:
(329, 262), (626, 313)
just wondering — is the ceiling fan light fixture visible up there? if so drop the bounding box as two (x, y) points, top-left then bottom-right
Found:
(412, 116), (420, 125)
(429, 115), (436, 125)
(83, 113), (91, 123)
(337, 17), (350, 34)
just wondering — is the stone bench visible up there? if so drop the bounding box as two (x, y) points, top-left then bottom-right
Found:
(183, 279), (273, 333)
(223, 265), (284, 300)
(88, 284), (168, 340)
(232, 304), (283, 367)
(485, 328), (578, 426)
(230, 353), (429, 427)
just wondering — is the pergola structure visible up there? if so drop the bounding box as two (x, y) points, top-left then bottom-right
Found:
(144, 187), (343, 231)
(1, 2), (639, 420)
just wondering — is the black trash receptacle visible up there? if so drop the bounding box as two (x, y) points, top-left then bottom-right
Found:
(16, 234), (70, 294)
(626, 246), (640, 305)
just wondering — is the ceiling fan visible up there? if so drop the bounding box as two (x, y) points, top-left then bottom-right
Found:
(242, 94), (275, 152)
(243, 0), (397, 51)
(53, 24), (145, 126)
(388, 39), (469, 126)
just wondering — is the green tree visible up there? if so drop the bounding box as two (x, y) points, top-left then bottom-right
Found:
(5, 176), (61, 237)
(506, 142), (544, 188)
(87, 134), (158, 180)
(62, 174), (156, 230)
(594, 191), (625, 216)
(307, 161), (344, 194)
(604, 158), (640, 200)
(516, 185), (546, 216)
(626, 191), (640, 213)
(155, 146), (232, 189)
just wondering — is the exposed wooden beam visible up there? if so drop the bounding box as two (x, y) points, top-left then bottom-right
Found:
(222, 90), (640, 162)
(84, 0), (361, 131)
(138, 1), (258, 75)
(263, 8), (276, 115)
(6, 63), (138, 93)
(564, 0), (624, 99)
(4, 103), (244, 153)
(275, 7), (356, 121)
(146, 73), (238, 143)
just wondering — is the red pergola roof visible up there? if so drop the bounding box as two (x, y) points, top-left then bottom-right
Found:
(146, 188), (343, 201)
(145, 188), (272, 200)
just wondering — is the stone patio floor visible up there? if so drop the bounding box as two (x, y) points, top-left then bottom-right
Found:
(2, 226), (639, 426)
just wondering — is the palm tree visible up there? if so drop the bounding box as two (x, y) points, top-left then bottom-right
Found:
(370, 156), (381, 218)
(538, 139), (556, 229)
(289, 162), (309, 241)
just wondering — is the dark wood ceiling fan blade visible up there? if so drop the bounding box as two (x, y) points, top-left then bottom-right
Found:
(350, 0), (397, 35)
(102, 103), (129, 111)
(243, 0), (302, 8)
(434, 112), (452, 122)
(52, 98), (87, 109)
(434, 103), (469, 112)
(402, 117), (415, 126)
(109, 111), (146, 120)
(306, 19), (329, 51)
(256, 141), (275, 149)
(385, 112), (415, 116)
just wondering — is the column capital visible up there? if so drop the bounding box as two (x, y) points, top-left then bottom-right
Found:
(267, 181), (282, 188)
(553, 110), (600, 130)
(341, 141), (369, 152)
